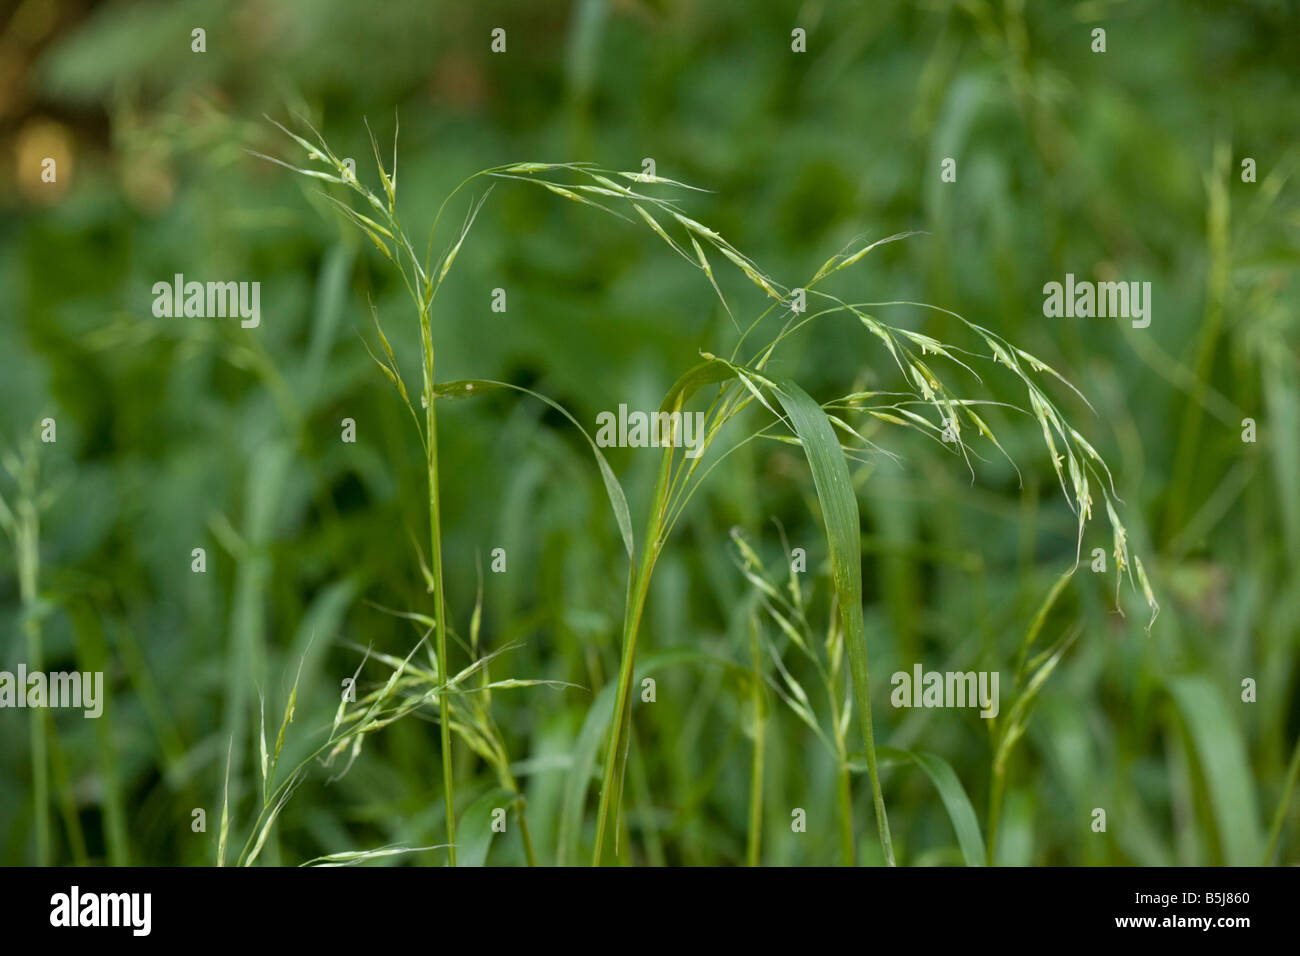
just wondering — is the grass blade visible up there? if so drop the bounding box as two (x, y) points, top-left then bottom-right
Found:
(1167, 675), (1263, 865)
(880, 746), (986, 866)
(763, 373), (894, 865)
(434, 379), (634, 560)
(458, 787), (511, 867)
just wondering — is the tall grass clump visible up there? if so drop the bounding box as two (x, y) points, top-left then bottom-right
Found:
(256, 116), (1156, 866)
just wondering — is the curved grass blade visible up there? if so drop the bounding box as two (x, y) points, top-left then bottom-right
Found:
(762, 373), (894, 865)
(1167, 675), (1262, 865)
(458, 787), (512, 867)
(434, 379), (634, 560)
(878, 746), (986, 866)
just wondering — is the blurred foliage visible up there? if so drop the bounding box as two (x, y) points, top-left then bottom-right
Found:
(0, 0), (1297, 866)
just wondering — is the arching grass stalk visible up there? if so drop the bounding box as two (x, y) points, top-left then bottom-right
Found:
(259, 118), (1154, 868)
(253, 115), (474, 862)
(254, 118), (786, 865)
(587, 256), (1159, 863)
(254, 118), (710, 864)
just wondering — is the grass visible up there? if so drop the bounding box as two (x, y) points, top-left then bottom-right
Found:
(6, 1), (1296, 871)
(252, 114), (469, 863)
(243, 115), (1155, 867)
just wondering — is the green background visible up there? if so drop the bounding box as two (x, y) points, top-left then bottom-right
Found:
(1, 0), (1297, 866)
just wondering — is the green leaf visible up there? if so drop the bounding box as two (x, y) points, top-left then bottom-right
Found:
(1167, 675), (1263, 865)
(458, 787), (511, 867)
(878, 746), (986, 866)
(761, 374), (894, 863)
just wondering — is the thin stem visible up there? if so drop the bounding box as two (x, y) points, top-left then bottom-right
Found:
(856, 696), (892, 866)
(47, 727), (88, 863)
(838, 573), (893, 865)
(592, 440), (676, 865)
(13, 459), (50, 865)
(421, 306), (456, 866)
(835, 761), (855, 866)
(24, 597), (50, 866)
(825, 615), (855, 867)
(518, 807), (538, 867)
(986, 761), (1006, 867)
(591, 543), (659, 864)
(746, 613), (765, 867)
(427, 396), (456, 865)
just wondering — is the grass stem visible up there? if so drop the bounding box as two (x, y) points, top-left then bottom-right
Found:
(746, 613), (765, 867)
(425, 353), (456, 866)
(592, 440), (674, 864)
(835, 761), (855, 866)
(11, 453), (50, 865)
